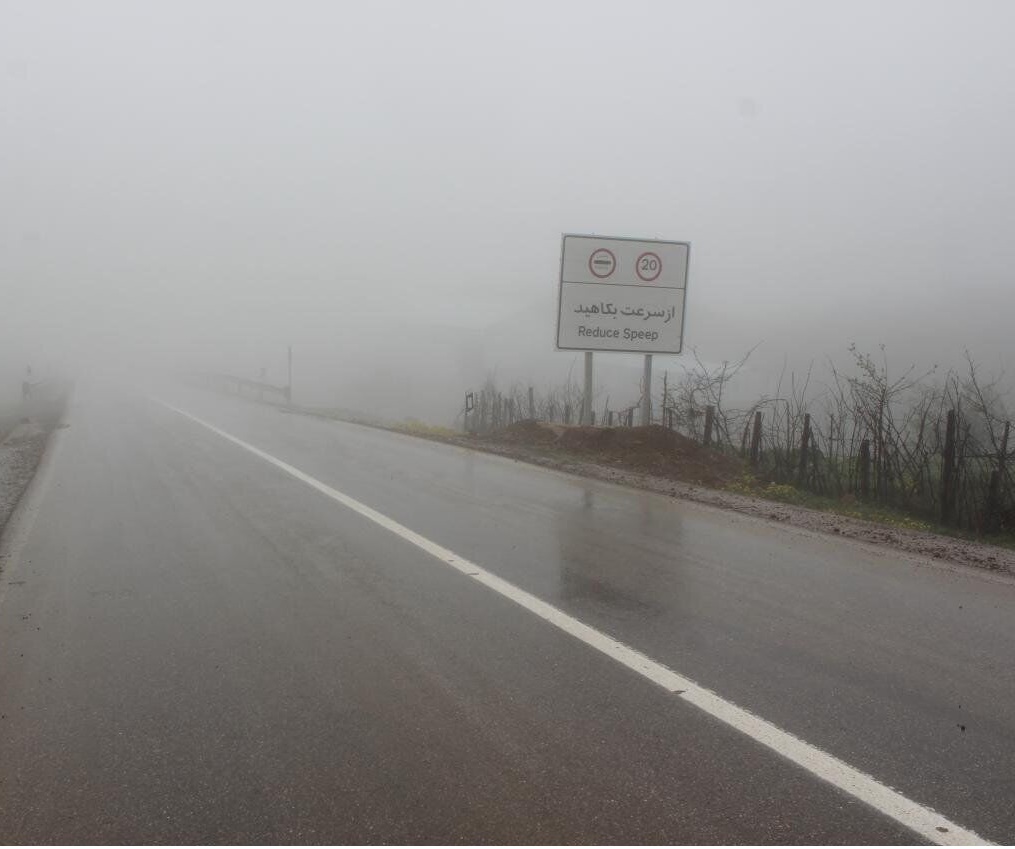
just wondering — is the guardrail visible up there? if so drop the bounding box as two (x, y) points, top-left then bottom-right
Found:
(184, 372), (291, 404)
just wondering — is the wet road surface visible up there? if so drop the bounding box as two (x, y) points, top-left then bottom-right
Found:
(0, 386), (1012, 843)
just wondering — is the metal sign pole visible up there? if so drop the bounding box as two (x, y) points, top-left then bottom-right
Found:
(583, 352), (593, 425)
(641, 354), (652, 426)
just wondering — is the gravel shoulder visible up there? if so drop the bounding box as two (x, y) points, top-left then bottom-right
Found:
(310, 414), (1015, 577)
(459, 438), (1015, 576)
(0, 397), (66, 540)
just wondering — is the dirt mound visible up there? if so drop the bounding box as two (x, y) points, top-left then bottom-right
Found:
(494, 423), (743, 488)
(498, 420), (560, 446)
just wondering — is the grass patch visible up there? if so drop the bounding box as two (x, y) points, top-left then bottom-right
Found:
(722, 473), (1015, 542)
(396, 418), (460, 439)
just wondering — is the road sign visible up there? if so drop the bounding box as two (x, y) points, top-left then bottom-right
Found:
(556, 234), (690, 354)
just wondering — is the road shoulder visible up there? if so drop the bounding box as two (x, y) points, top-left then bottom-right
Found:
(0, 397), (67, 544)
(277, 403), (1015, 577)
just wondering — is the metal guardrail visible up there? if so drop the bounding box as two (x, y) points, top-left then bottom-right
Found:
(185, 372), (291, 403)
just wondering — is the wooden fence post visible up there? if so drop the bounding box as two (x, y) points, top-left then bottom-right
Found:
(564, 403), (572, 425)
(749, 411), (763, 467)
(797, 413), (811, 485)
(858, 439), (871, 498)
(703, 405), (714, 447)
(941, 409), (957, 524)
(986, 420), (1010, 533)
(607, 410), (614, 427)
(528, 387), (535, 420)
(986, 470), (1001, 534)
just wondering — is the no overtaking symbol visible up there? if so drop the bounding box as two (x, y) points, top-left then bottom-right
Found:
(588, 248), (616, 279)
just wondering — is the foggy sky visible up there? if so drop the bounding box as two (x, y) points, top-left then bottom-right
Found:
(3, 0), (1014, 419)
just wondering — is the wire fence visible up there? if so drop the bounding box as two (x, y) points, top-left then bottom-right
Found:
(462, 347), (1014, 535)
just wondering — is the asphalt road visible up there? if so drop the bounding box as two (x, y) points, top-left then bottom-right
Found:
(1, 385), (1013, 844)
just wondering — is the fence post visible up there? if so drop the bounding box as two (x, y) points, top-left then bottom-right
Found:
(986, 471), (1001, 534)
(564, 403), (572, 425)
(858, 439), (871, 498)
(986, 420), (1010, 533)
(528, 387), (535, 419)
(941, 409), (957, 525)
(590, 410), (596, 426)
(797, 413), (811, 485)
(626, 408), (634, 427)
(608, 410), (614, 427)
(703, 405), (714, 447)
(750, 411), (763, 467)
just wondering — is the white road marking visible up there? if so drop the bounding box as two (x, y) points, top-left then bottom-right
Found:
(158, 400), (991, 846)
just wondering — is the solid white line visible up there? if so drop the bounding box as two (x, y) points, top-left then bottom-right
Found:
(158, 400), (991, 846)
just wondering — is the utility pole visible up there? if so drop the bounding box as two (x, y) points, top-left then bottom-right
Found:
(641, 355), (652, 426)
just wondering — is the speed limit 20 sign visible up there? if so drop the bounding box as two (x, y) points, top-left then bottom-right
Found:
(636, 252), (662, 281)
(556, 234), (690, 354)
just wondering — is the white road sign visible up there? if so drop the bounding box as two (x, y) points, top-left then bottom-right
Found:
(556, 234), (690, 354)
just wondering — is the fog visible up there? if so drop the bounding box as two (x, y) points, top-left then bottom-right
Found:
(3, 0), (1014, 421)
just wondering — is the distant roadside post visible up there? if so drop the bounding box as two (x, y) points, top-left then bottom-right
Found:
(556, 234), (690, 426)
(287, 345), (293, 405)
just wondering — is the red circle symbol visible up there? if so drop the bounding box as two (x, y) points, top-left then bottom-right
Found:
(588, 248), (616, 279)
(636, 252), (662, 282)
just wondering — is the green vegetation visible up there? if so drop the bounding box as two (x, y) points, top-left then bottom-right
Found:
(397, 418), (459, 439)
(724, 472), (1015, 549)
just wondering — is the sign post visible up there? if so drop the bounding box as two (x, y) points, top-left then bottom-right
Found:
(642, 354), (652, 426)
(583, 351), (593, 425)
